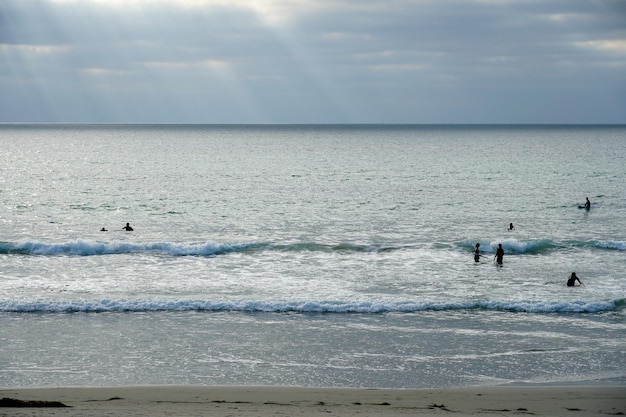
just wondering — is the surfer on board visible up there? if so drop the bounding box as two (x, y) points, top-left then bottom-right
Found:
(507, 223), (514, 231)
(567, 272), (583, 287)
(122, 222), (134, 231)
(495, 243), (504, 265)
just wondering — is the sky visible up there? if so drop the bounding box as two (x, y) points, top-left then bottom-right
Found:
(1, 0), (625, 124)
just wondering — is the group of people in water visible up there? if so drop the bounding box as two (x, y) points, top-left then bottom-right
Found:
(473, 197), (590, 287)
(105, 198), (593, 288)
(473, 242), (504, 265)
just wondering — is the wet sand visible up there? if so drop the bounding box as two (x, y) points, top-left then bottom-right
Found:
(1, 385), (624, 417)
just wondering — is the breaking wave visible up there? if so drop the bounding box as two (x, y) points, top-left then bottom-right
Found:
(1, 238), (623, 257)
(458, 239), (626, 254)
(0, 240), (252, 256)
(1, 298), (622, 314)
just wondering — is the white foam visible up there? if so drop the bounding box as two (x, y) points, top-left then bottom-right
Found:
(1, 298), (621, 314)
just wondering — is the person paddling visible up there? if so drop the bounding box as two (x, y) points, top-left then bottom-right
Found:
(567, 272), (583, 287)
(122, 222), (134, 231)
(578, 197), (591, 210)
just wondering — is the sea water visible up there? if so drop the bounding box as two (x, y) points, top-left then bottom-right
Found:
(0, 124), (624, 388)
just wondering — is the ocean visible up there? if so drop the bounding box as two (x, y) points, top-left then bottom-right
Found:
(1, 124), (624, 389)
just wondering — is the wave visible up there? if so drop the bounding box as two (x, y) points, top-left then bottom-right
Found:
(459, 239), (555, 254)
(1, 238), (623, 257)
(0, 240), (252, 256)
(0, 239), (407, 256)
(593, 240), (626, 251)
(459, 239), (626, 254)
(1, 298), (623, 314)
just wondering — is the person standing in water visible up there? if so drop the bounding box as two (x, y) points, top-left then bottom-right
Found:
(585, 197), (591, 210)
(507, 223), (514, 231)
(495, 243), (504, 265)
(122, 222), (134, 231)
(567, 272), (583, 287)
(474, 243), (482, 263)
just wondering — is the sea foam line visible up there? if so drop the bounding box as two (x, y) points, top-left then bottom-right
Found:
(1, 299), (622, 314)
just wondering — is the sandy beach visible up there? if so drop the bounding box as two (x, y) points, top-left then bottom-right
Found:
(1, 385), (624, 417)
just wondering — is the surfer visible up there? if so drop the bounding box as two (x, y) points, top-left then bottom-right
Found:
(507, 223), (514, 231)
(100, 227), (108, 232)
(567, 272), (583, 287)
(474, 243), (481, 262)
(122, 222), (134, 231)
(495, 243), (504, 265)
(579, 197), (591, 210)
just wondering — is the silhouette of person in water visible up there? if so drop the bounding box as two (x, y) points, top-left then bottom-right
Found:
(474, 243), (481, 263)
(507, 223), (515, 231)
(585, 197), (591, 210)
(122, 222), (133, 231)
(100, 227), (108, 232)
(567, 272), (583, 287)
(495, 243), (504, 265)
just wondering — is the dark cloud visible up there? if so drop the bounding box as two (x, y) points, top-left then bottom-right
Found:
(1, 0), (624, 123)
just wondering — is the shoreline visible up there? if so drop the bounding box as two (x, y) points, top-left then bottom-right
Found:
(1, 385), (624, 417)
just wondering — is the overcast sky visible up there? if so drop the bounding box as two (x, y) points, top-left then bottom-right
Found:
(1, 0), (625, 123)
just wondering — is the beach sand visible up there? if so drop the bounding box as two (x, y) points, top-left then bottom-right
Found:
(1, 385), (624, 417)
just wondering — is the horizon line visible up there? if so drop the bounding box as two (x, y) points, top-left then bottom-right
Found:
(2, 122), (625, 127)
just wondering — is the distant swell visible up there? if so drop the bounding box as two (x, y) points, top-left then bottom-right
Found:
(1, 299), (622, 314)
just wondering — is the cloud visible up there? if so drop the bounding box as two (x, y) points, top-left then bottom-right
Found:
(1, 0), (625, 123)
(575, 40), (626, 53)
